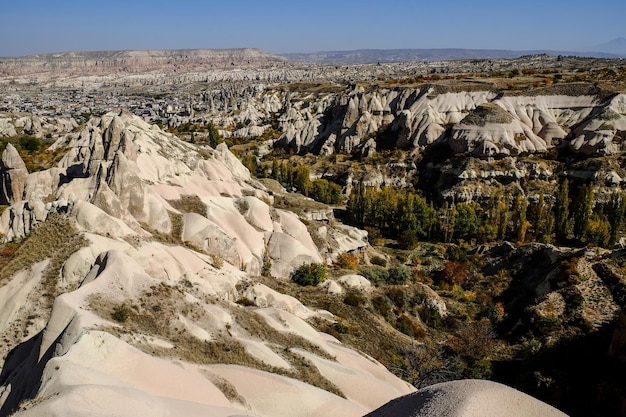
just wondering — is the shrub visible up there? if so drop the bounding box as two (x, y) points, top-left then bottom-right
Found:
(388, 266), (412, 285)
(112, 304), (131, 322)
(358, 266), (389, 286)
(211, 254), (224, 269)
(19, 136), (42, 152)
(386, 287), (410, 309)
(372, 295), (394, 322)
(396, 314), (426, 338)
(438, 260), (469, 289)
(291, 263), (327, 286)
(370, 255), (387, 267)
(398, 229), (419, 250)
(335, 253), (358, 270)
(344, 291), (366, 307)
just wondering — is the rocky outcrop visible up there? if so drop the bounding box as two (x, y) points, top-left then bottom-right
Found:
(0, 109), (410, 417)
(365, 379), (568, 417)
(259, 87), (621, 158)
(569, 94), (626, 155)
(0, 109), (366, 276)
(0, 143), (28, 205)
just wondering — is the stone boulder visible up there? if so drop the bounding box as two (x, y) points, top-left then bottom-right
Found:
(0, 143), (29, 205)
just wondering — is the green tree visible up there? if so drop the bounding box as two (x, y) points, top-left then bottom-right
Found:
(609, 192), (626, 246)
(454, 202), (479, 240)
(347, 182), (368, 227)
(513, 194), (529, 244)
(311, 179), (342, 204)
(207, 122), (222, 148)
(573, 183), (594, 240)
(555, 179), (570, 240)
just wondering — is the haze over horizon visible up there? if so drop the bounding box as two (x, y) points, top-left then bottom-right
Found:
(1, 0), (625, 57)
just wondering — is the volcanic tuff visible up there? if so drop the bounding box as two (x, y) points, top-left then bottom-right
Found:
(0, 110), (411, 417)
(6, 48), (626, 416)
(0, 49), (286, 76)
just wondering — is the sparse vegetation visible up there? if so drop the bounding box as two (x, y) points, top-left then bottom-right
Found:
(291, 262), (327, 286)
(0, 214), (88, 303)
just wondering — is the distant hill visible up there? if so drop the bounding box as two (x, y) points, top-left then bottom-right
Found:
(590, 37), (626, 57)
(280, 48), (619, 64)
(0, 48), (286, 76)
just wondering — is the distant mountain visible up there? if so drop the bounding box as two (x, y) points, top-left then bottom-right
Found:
(0, 48), (286, 76)
(590, 37), (626, 57)
(280, 48), (619, 64)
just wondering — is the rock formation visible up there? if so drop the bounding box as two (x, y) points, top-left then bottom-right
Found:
(365, 379), (568, 417)
(0, 144), (28, 205)
(0, 110), (412, 417)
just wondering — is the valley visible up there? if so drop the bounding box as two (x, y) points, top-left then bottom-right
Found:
(1, 48), (626, 417)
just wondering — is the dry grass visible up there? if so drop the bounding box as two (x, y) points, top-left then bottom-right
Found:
(0, 214), (88, 303)
(168, 195), (206, 216)
(88, 284), (345, 397)
(202, 371), (248, 406)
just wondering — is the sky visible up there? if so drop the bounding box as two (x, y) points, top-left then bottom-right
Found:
(1, 0), (625, 57)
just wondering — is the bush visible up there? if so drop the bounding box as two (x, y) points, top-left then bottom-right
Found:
(359, 266), (389, 286)
(388, 266), (412, 285)
(112, 304), (131, 322)
(370, 255), (387, 267)
(19, 136), (42, 152)
(344, 292), (366, 307)
(396, 315), (426, 338)
(335, 253), (358, 270)
(291, 263), (327, 286)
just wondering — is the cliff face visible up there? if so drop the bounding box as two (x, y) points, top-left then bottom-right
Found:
(267, 87), (626, 158)
(0, 48), (286, 76)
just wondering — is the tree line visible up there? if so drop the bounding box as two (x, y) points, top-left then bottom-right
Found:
(345, 179), (626, 249)
(268, 160), (342, 205)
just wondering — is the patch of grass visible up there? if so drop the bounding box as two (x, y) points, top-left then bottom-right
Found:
(168, 195), (206, 216)
(89, 286), (344, 397)
(203, 371), (248, 406)
(0, 214), (88, 303)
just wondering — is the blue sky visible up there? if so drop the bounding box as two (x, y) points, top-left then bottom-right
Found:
(1, 0), (624, 56)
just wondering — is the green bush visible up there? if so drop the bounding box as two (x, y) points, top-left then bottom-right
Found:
(344, 291), (366, 307)
(370, 255), (387, 267)
(359, 266), (389, 286)
(19, 136), (42, 152)
(388, 266), (412, 285)
(291, 263), (327, 286)
(112, 304), (131, 322)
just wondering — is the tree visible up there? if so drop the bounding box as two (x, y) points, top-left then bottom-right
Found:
(207, 122), (222, 148)
(454, 202), (479, 241)
(573, 183), (594, 240)
(241, 154), (257, 175)
(584, 214), (611, 247)
(513, 194), (529, 244)
(555, 179), (570, 240)
(496, 192), (509, 241)
(311, 179), (342, 204)
(608, 192), (626, 246)
(347, 182), (367, 227)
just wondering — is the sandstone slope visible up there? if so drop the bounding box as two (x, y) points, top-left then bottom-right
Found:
(0, 110), (412, 417)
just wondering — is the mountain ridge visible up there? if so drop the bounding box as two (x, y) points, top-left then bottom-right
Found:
(280, 47), (623, 63)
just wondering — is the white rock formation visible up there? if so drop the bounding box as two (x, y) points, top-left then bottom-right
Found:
(365, 379), (568, 417)
(0, 110), (405, 417)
